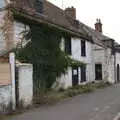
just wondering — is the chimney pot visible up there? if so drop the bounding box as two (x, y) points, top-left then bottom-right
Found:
(95, 18), (102, 33)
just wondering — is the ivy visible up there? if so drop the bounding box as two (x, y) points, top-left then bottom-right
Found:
(13, 10), (85, 89)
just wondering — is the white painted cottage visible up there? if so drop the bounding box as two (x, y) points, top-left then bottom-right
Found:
(0, 0), (120, 90)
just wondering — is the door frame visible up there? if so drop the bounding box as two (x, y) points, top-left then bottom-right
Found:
(72, 66), (79, 86)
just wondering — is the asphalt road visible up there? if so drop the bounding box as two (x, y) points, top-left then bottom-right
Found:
(8, 84), (120, 120)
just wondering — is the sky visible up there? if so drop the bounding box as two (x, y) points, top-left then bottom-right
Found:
(48, 0), (120, 43)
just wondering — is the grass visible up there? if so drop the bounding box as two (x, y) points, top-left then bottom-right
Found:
(34, 81), (111, 105)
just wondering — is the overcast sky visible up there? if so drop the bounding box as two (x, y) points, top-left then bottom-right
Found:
(48, 0), (120, 43)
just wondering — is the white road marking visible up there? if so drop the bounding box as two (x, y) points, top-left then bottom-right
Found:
(113, 112), (120, 120)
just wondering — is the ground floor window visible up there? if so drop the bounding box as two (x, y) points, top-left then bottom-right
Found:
(95, 64), (102, 80)
(81, 66), (86, 82)
(72, 65), (87, 86)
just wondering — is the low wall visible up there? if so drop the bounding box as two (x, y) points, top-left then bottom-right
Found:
(0, 85), (12, 113)
(16, 63), (33, 107)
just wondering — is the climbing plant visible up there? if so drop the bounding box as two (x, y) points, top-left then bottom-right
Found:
(15, 22), (69, 89)
(13, 9), (85, 89)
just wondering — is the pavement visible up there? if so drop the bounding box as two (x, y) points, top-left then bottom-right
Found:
(7, 84), (120, 120)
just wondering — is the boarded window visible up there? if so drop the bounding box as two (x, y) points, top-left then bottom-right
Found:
(81, 40), (86, 56)
(65, 36), (71, 54)
(0, 63), (11, 85)
(81, 66), (86, 82)
(95, 64), (102, 80)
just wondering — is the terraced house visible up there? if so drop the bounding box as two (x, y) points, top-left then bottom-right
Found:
(0, 0), (120, 89)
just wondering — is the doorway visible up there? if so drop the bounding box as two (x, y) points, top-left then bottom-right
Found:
(72, 66), (79, 86)
(95, 64), (102, 80)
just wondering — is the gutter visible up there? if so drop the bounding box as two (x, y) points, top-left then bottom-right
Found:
(10, 7), (89, 40)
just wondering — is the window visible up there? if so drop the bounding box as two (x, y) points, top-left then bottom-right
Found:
(81, 40), (86, 56)
(65, 36), (71, 54)
(81, 66), (86, 82)
(35, 0), (43, 13)
(95, 64), (102, 80)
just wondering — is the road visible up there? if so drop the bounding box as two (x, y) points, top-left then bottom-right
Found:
(8, 84), (120, 120)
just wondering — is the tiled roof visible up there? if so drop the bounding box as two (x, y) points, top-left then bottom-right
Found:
(10, 0), (89, 40)
(10, 0), (116, 47)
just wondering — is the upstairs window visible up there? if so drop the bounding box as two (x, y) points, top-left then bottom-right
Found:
(65, 36), (71, 55)
(35, 0), (43, 13)
(81, 40), (86, 56)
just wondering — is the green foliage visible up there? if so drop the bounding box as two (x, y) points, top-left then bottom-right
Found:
(16, 23), (71, 89)
(13, 10), (86, 90)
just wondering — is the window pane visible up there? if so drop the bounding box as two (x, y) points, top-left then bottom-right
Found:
(81, 40), (86, 56)
(95, 64), (102, 80)
(81, 66), (86, 82)
(65, 36), (71, 54)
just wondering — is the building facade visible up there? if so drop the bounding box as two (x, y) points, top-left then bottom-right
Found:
(0, 0), (120, 89)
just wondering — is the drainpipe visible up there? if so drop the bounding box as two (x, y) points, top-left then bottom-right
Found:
(114, 51), (116, 84)
(112, 40), (116, 84)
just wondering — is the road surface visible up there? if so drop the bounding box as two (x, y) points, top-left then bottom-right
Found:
(7, 84), (120, 120)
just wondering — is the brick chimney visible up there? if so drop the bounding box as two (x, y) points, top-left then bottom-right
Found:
(65, 6), (76, 19)
(95, 19), (102, 33)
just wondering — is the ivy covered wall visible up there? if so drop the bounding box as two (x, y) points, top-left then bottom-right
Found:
(13, 10), (85, 89)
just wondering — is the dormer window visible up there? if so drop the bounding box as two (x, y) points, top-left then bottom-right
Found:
(35, 0), (44, 13)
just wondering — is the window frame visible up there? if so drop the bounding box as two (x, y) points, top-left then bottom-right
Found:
(64, 36), (72, 55)
(95, 63), (102, 80)
(81, 66), (86, 83)
(81, 40), (86, 57)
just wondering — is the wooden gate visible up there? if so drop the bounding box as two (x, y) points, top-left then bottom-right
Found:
(0, 59), (11, 85)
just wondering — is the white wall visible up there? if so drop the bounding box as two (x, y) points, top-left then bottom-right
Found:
(0, 85), (12, 112)
(16, 63), (33, 107)
(116, 52), (120, 66)
(13, 21), (30, 47)
(71, 37), (94, 83)
(93, 44), (115, 83)
(53, 67), (72, 89)
(56, 37), (94, 89)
